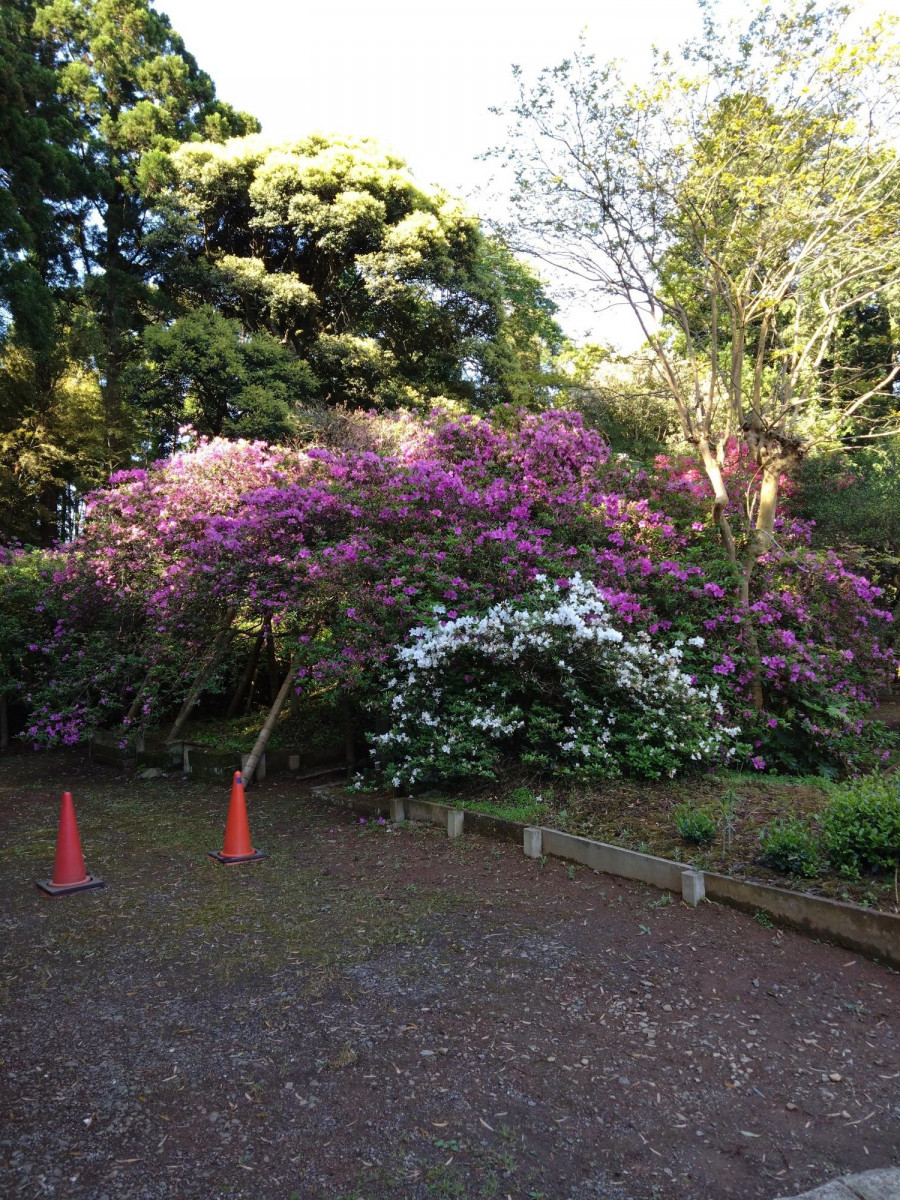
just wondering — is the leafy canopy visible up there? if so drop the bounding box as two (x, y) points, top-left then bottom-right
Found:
(149, 132), (563, 411)
(128, 305), (316, 455)
(494, 0), (900, 526)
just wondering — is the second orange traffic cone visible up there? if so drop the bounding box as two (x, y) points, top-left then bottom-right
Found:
(209, 772), (267, 864)
(36, 791), (105, 895)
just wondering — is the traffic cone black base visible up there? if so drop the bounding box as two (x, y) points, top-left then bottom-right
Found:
(37, 791), (104, 896)
(208, 849), (267, 865)
(37, 875), (105, 896)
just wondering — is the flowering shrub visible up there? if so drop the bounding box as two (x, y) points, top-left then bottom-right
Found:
(649, 440), (898, 773)
(0, 546), (59, 726)
(371, 575), (742, 786)
(5, 409), (894, 776)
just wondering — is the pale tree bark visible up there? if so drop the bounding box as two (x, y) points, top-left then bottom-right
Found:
(242, 654), (300, 786)
(498, 12), (900, 711)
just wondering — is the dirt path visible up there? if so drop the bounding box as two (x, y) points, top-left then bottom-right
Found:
(1, 751), (898, 1200)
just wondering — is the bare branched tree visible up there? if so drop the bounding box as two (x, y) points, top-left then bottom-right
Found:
(494, 1), (900, 705)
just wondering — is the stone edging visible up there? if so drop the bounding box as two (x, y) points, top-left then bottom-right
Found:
(88, 731), (344, 782)
(313, 787), (900, 970)
(772, 1167), (900, 1199)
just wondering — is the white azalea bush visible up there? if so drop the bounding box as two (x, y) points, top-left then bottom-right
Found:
(371, 574), (742, 788)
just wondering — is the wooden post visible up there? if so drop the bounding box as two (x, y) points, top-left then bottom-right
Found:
(242, 654), (300, 786)
(165, 606), (237, 743)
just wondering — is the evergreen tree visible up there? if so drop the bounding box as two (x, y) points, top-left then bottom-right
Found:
(1, 0), (260, 541)
(0, 0), (84, 356)
(31, 0), (259, 468)
(128, 305), (316, 455)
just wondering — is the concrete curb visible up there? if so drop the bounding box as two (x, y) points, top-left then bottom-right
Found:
(703, 871), (900, 968)
(310, 788), (900, 969)
(88, 733), (345, 782)
(539, 826), (687, 893)
(773, 1168), (900, 1199)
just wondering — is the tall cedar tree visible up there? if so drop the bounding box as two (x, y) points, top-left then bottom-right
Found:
(30, 0), (259, 470)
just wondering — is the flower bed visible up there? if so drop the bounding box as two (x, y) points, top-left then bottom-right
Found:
(408, 771), (900, 913)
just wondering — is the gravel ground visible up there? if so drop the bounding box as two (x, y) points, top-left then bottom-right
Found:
(1, 749), (898, 1200)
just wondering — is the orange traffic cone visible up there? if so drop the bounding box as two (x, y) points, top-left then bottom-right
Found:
(36, 792), (105, 896)
(209, 772), (267, 864)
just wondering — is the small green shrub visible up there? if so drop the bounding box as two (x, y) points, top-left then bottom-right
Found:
(759, 817), (820, 877)
(509, 786), (539, 807)
(674, 803), (716, 845)
(820, 775), (900, 877)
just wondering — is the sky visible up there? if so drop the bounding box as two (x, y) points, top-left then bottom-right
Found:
(157, 0), (897, 348)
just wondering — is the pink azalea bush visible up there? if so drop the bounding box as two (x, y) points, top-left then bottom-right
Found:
(7, 410), (895, 776)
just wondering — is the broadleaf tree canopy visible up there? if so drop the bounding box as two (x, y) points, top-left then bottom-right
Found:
(149, 133), (563, 411)
(495, 1), (900, 536)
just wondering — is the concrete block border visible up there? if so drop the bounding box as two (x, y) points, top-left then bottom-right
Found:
(539, 826), (899, 966)
(539, 830), (900, 966)
(311, 787), (900, 969)
(702, 871), (900, 968)
(681, 870), (706, 907)
(772, 1167), (900, 1200)
(89, 732), (346, 783)
(540, 826), (687, 894)
(523, 827), (542, 858)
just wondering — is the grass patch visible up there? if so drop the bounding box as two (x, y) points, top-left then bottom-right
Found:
(451, 788), (547, 824)
(0, 769), (465, 983)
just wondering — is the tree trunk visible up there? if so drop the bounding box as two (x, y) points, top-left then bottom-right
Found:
(242, 655), (300, 786)
(243, 657), (262, 716)
(697, 438), (737, 561)
(342, 696), (356, 778)
(0, 695), (8, 752)
(225, 628), (264, 720)
(100, 189), (138, 474)
(165, 607), (237, 743)
(696, 435), (769, 711)
(734, 432), (803, 711)
(123, 671), (151, 727)
(37, 482), (61, 548)
(265, 617), (280, 702)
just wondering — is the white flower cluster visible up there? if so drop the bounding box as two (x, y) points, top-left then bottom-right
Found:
(401, 574), (625, 675)
(373, 574), (739, 787)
